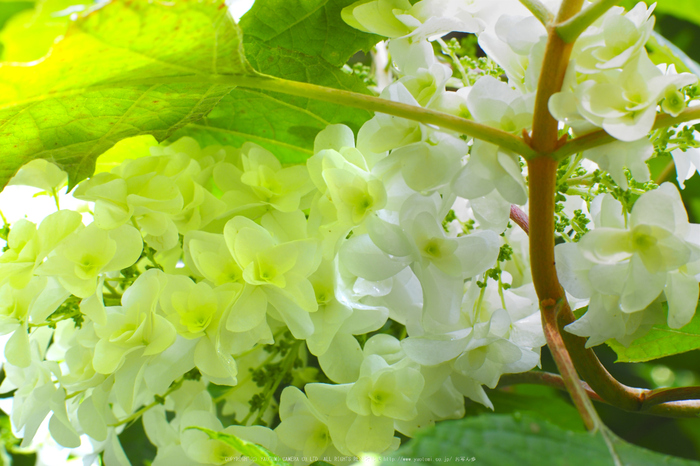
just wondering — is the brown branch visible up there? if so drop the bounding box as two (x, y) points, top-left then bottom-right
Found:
(529, 0), (584, 154)
(641, 386), (700, 409)
(541, 299), (600, 430)
(499, 371), (605, 404)
(524, 0), (649, 424)
(498, 371), (700, 418)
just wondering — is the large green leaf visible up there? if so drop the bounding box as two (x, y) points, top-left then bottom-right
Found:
(172, 38), (373, 164)
(465, 385), (586, 433)
(0, 0), (86, 62)
(607, 306), (700, 363)
(0, 1), (32, 35)
(380, 413), (699, 465)
(0, 0), (255, 188)
(171, 0), (377, 164)
(187, 426), (291, 466)
(239, 0), (380, 67)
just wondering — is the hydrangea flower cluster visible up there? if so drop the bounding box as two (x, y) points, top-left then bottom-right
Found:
(341, 0), (700, 345)
(0, 128), (542, 462)
(1, 0), (699, 463)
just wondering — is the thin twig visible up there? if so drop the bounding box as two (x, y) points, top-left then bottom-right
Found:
(499, 371), (603, 403)
(641, 386), (700, 408)
(510, 205), (530, 234)
(499, 371), (700, 418)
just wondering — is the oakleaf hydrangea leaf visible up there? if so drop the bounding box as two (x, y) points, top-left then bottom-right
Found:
(172, 38), (374, 164)
(379, 413), (700, 465)
(0, 0), (257, 189)
(239, 0), (380, 67)
(607, 303), (700, 363)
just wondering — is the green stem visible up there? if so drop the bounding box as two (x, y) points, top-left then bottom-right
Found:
(561, 153), (583, 180)
(212, 346), (281, 404)
(110, 379), (184, 428)
(436, 38), (470, 88)
(252, 341), (301, 426)
(145, 246), (163, 270)
(28, 310), (81, 328)
(103, 281), (121, 297)
(238, 76), (537, 157)
(51, 188), (60, 211)
(556, 0), (622, 43)
(519, 0), (554, 26)
(553, 105), (700, 160)
(130, 75), (537, 159)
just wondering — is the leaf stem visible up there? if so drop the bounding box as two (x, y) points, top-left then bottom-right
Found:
(525, 0), (603, 422)
(528, 156), (644, 412)
(110, 378), (184, 428)
(528, 153), (600, 431)
(519, 0), (554, 27)
(234, 76), (538, 158)
(555, 0), (622, 43)
(129, 75), (538, 159)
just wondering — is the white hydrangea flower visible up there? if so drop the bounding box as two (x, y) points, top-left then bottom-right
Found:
(670, 134), (700, 189)
(582, 137), (653, 189)
(478, 14), (547, 93)
(574, 2), (655, 74)
(341, 0), (484, 41)
(558, 185), (700, 346)
(550, 53), (697, 141)
(451, 76), (533, 205)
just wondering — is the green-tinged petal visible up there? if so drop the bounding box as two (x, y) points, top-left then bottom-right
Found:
(5, 324), (30, 368)
(227, 286), (268, 333)
(104, 224), (143, 272)
(665, 270), (699, 329)
(339, 234), (410, 281)
(345, 414), (395, 456)
(194, 337), (237, 383)
(318, 333), (363, 383)
(143, 314), (177, 356)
